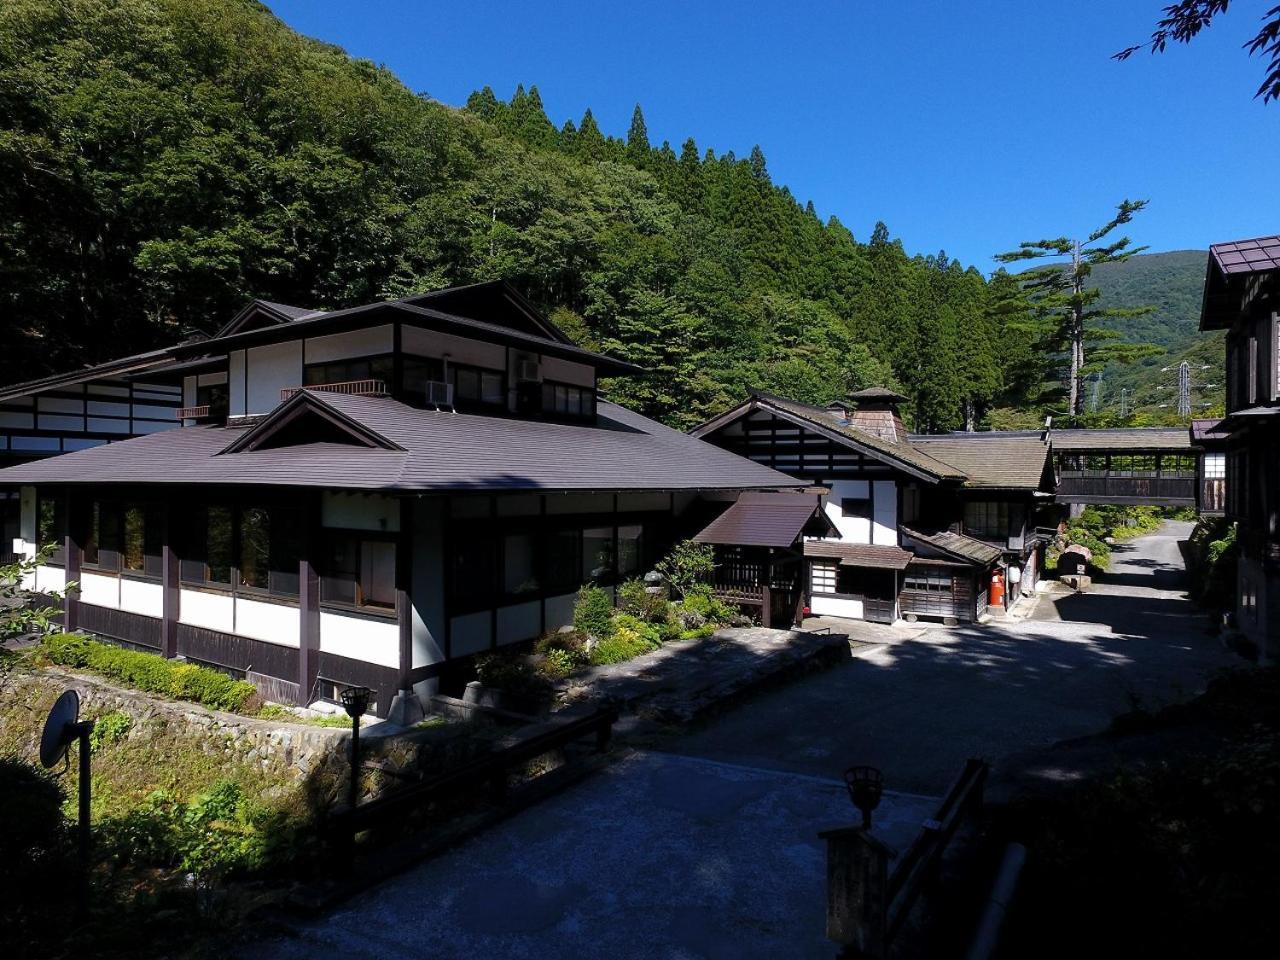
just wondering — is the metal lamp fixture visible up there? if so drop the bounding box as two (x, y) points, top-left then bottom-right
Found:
(844, 765), (884, 831)
(340, 685), (372, 719)
(340, 686), (372, 813)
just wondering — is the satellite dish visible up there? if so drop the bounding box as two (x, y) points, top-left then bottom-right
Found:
(40, 689), (81, 769)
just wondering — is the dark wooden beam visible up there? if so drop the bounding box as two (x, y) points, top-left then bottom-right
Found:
(297, 495), (321, 706)
(396, 496), (415, 694)
(160, 502), (178, 658)
(62, 490), (81, 632)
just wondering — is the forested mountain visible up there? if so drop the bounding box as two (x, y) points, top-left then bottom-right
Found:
(1088, 251), (1224, 420)
(0, 0), (1185, 434)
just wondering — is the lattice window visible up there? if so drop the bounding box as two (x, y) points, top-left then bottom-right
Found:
(810, 560), (837, 594)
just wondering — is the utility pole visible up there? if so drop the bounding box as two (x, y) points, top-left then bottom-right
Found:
(1088, 374), (1103, 413)
(1119, 388), (1131, 418)
(1177, 360), (1191, 418)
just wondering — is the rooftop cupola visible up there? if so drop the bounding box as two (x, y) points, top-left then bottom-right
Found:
(845, 387), (908, 444)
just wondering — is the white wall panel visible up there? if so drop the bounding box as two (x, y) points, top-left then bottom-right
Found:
(811, 595), (864, 620)
(179, 588), (235, 633)
(450, 612), (491, 657)
(540, 356), (594, 387)
(544, 593), (577, 632)
(304, 325), (395, 365)
(235, 597), (300, 647)
(320, 611), (398, 668)
(246, 340), (303, 414)
(183, 376), (197, 407)
(496, 601), (540, 646)
(400, 326), (504, 369)
(872, 480), (897, 546)
(321, 492), (400, 532)
(824, 480), (871, 544)
(120, 578), (163, 617)
(35, 565), (65, 594)
(229, 350), (247, 415)
(81, 572), (121, 609)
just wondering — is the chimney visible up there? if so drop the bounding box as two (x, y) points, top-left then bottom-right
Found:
(845, 387), (908, 444)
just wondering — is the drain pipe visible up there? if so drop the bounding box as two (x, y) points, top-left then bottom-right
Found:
(964, 842), (1028, 960)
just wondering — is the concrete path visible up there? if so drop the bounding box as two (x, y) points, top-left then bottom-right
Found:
(660, 522), (1241, 795)
(244, 752), (935, 960)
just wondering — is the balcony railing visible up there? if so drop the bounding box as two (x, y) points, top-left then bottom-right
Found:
(280, 379), (388, 402)
(1057, 472), (1197, 504)
(176, 405), (211, 421)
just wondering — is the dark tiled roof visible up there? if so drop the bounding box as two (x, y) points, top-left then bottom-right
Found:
(803, 540), (913, 570)
(848, 387), (908, 402)
(1191, 418), (1230, 443)
(1209, 236), (1280, 276)
(901, 526), (1002, 566)
(1050, 427), (1191, 451)
(692, 491), (834, 548)
(0, 392), (801, 494)
(910, 435), (1053, 491)
(742, 392), (967, 483)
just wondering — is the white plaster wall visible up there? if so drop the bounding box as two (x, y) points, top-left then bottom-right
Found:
(450, 611), (491, 657)
(544, 593), (577, 631)
(0, 411), (35, 429)
(811, 595), (864, 620)
(400, 327), (504, 370)
(19, 486), (36, 550)
(321, 492), (400, 532)
(35, 565), (65, 594)
(540, 356), (594, 388)
(81, 572), (121, 609)
(229, 350), (247, 415)
(304, 325), (395, 365)
(183, 375), (197, 408)
(120, 578), (163, 617)
(320, 611), (398, 668)
(198, 372), (228, 387)
(872, 480), (897, 546)
(411, 500), (446, 669)
(496, 601), (540, 646)
(824, 480), (870, 543)
(179, 588), (235, 633)
(235, 597), (300, 648)
(246, 340), (303, 414)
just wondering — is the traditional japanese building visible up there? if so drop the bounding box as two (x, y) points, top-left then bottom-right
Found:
(1200, 235), (1280, 657)
(0, 281), (799, 718)
(692, 389), (1056, 625)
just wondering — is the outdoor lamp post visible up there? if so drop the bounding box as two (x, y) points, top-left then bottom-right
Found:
(844, 765), (884, 831)
(340, 685), (371, 812)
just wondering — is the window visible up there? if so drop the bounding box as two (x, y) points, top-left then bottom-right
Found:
(1162, 455), (1196, 476)
(400, 356), (446, 407)
(582, 527), (614, 583)
(1204, 453), (1226, 479)
(903, 568), (954, 593)
(36, 494), (66, 565)
(901, 486), (921, 525)
(322, 535), (395, 610)
(503, 532), (540, 597)
(121, 503), (162, 576)
(541, 382), (596, 420)
(452, 365), (505, 409)
(811, 560), (837, 594)
(180, 505), (233, 586)
(841, 498), (872, 519)
(617, 525), (643, 577)
(196, 382), (228, 418)
(964, 501), (1009, 540)
(545, 528), (581, 593)
(451, 535), (496, 612)
(304, 355), (394, 389)
(237, 505), (301, 596)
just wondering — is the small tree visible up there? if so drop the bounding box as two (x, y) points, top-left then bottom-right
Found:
(655, 541), (716, 599)
(0, 547), (68, 639)
(995, 201), (1160, 417)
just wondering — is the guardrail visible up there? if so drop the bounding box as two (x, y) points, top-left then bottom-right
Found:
(329, 705), (617, 848)
(280, 379), (388, 402)
(175, 405), (211, 420)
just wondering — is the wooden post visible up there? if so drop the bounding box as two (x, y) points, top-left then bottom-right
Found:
(819, 825), (893, 959)
(396, 497), (414, 695)
(62, 492), (81, 632)
(160, 503), (178, 659)
(761, 549), (774, 629)
(298, 502), (320, 706)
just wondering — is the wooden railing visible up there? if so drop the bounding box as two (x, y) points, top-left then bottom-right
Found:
(175, 405), (211, 420)
(329, 706), (616, 846)
(1056, 472), (1196, 504)
(280, 379), (388, 402)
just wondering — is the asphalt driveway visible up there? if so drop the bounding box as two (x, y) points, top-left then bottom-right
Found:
(661, 521), (1241, 795)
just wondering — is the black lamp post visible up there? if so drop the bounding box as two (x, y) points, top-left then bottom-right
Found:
(844, 765), (884, 831)
(340, 685), (371, 812)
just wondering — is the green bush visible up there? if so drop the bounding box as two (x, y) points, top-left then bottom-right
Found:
(474, 651), (550, 702)
(611, 613), (663, 647)
(89, 710), (132, 750)
(679, 584), (736, 625)
(1063, 526), (1112, 571)
(573, 585), (614, 639)
(538, 647), (578, 680)
(655, 540), (715, 598)
(589, 628), (659, 666)
(41, 633), (258, 713)
(618, 578), (671, 624)
(534, 629), (589, 663)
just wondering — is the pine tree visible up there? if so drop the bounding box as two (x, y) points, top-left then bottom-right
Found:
(748, 145), (769, 184)
(995, 200), (1159, 417)
(627, 103), (650, 156)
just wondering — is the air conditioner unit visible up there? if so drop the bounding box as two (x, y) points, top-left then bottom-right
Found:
(516, 358), (541, 383)
(424, 380), (454, 408)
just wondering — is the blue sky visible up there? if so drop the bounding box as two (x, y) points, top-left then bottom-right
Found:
(264, 1), (1278, 271)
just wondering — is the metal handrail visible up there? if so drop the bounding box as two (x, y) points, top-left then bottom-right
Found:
(175, 405), (211, 420)
(281, 379), (388, 401)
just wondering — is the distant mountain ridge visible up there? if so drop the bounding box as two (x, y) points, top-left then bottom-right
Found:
(1089, 249), (1224, 419)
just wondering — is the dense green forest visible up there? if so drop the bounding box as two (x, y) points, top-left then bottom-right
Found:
(0, 0), (1216, 432)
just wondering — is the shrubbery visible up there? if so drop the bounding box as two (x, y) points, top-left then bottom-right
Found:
(572, 585), (614, 639)
(41, 633), (258, 713)
(89, 709), (132, 750)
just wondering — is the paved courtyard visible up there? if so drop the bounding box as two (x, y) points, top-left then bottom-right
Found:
(245, 752), (935, 960)
(663, 521), (1242, 794)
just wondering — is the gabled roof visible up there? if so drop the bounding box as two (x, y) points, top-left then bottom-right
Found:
(219, 390), (405, 454)
(901, 526), (1003, 566)
(0, 392), (800, 494)
(692, 491), (837, 548)
(214, 299), (326, 338)
(1191, 418), (1230, 443)
(692, 390), (966, 484)
(1201, 236), (1280, 331)
(0, 348), (181, 403)
(910, 434), (1054, 492)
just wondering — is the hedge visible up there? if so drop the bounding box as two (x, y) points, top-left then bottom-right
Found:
(41, 633), (258, 713)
